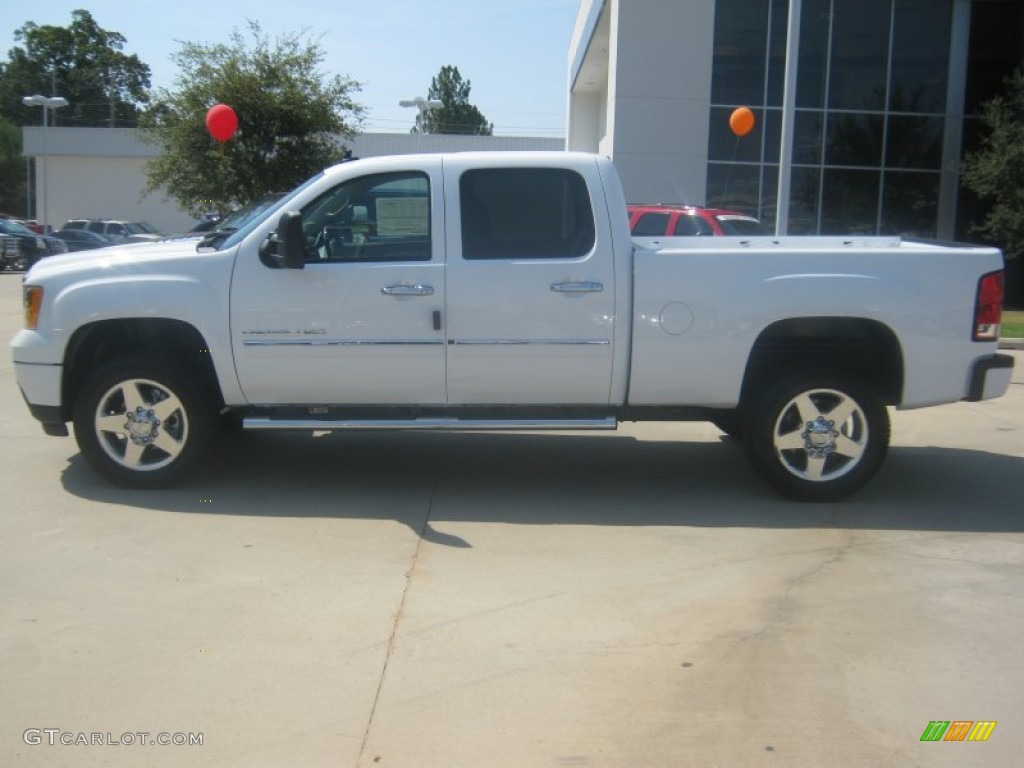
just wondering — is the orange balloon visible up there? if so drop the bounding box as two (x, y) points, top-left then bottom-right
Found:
(729, 107), (755, 137)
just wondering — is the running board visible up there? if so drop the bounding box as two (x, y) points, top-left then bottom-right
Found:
(242, 417), (618, 431)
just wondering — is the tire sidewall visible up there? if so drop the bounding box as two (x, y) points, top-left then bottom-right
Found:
(73, 357), (214, 488)
(744, 370), (890, 502)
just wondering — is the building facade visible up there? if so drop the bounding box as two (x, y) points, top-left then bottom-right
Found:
(568, 0), (1024, 239)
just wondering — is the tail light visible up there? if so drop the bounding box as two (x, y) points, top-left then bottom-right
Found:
(972, 270), (1003, 341)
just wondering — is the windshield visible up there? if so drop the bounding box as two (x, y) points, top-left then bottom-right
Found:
(0, 219), (35, 236)
(715, 216), (766, 236)
(209, 174), (324, 252)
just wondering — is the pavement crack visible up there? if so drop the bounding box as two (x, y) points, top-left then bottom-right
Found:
(356, 467), (441, 767)
(739, 532), (854, 644)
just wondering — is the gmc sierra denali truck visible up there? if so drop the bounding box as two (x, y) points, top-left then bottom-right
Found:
(10, 152), (1014, 500)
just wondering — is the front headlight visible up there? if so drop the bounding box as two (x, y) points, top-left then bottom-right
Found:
(24, 286), (43, 329)
(35, 237), (46, 250)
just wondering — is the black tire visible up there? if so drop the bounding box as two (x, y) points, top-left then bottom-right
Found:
(73, 356), (215, 488)
(744, 370), (889, 502)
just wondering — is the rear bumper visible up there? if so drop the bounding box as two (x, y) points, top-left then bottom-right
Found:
(965, 354), (1014, 402)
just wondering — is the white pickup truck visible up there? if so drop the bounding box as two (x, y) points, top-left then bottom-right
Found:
(10, 152), (1014, 500)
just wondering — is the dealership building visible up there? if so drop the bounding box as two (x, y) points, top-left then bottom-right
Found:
(568, 0), (1024, 239)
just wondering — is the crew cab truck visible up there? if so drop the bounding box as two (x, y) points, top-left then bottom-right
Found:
(11, 152), (1014, 500)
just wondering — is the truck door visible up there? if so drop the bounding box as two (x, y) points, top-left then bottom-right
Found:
(443, 158), (616, 404)
(230, 164), (446, 405)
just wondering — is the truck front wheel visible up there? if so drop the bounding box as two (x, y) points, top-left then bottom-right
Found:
(744, 371), (889, 501)
(73, 357), (215, 488)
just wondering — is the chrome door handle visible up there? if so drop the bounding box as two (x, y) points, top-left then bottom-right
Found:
(551, 281), (604, 293)
(382, 284), (434, 296)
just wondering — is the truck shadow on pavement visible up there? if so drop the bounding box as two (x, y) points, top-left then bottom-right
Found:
(60, 430), (1024, 540)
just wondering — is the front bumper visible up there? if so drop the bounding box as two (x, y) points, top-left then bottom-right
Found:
(13, 361), (67, 435)
(966, 353), (1014, 402)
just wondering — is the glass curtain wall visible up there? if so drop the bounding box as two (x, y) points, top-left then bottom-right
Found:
(707, 0), (954, 236)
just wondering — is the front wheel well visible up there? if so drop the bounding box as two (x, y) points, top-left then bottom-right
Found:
(62, 319), (222, 422)
(740, 317), (904, 407)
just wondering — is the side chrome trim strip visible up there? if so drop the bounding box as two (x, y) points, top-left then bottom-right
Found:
(244, 417), (618, 431)
(243, 339), (444, 347)
(449, 339), (611, 346)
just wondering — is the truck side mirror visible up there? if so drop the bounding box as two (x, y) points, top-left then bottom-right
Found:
(258, 211), (305, 269)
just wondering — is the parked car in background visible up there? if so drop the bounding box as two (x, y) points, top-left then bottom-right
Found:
(0, 234), (21, 270)
(0, 214), (44, 234)
(52, 229), (115, 252)
(0, 218), (67, 269)
(61, 219), (164, 244)
(628, 204), (766, 237)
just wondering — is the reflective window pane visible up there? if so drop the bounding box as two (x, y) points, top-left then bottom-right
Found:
(794, 110), (824, 164)
(821, 169), (881, 234)
(711, 0), (770, 105)
(759, 164), (780, 230)
(880, 171), (939, 237)
(708, 107), (765, 162)
(826, 113), (884, 166)
(885, 116), (944, 169)
(765, 0), (790, 106)
(889, 0), (952, 113)
(797, 0), (832, 108)
(788, 167), (822, 234)
(829, 0), (893, 110)
(965, 0), (1024, 114)
(762, 108), (783, 163)
(706, 163), (763, 212)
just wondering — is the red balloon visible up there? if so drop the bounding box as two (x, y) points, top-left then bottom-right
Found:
(729, 107), (755, 137)
(206, 104), (238, 142)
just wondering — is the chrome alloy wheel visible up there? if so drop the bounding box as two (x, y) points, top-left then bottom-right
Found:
(771, 388), (868, 483)
(93, 378), (189, 471)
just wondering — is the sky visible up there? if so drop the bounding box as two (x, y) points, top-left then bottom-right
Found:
(0, 0), (582, 136)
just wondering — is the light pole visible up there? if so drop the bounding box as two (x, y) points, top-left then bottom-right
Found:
(400, 97), (443, 150)
(22, 95), (69, 233)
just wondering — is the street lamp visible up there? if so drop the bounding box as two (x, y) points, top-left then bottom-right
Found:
(22, 95), (69, 233)
(400, 97), (443, 149)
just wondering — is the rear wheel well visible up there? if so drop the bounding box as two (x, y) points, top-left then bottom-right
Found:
(62, 319), (221, 422)
(740, 318), (903, 408)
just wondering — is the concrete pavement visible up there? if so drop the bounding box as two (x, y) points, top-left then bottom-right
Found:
(1, 271), (1022, 767)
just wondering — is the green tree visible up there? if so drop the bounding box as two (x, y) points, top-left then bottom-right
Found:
(0, 9), (151, 127)
(0, 116), (27, 214)
(140, 22), (364, 216)
(961, 68), (1024, 259)
(414, 65), (492, 136)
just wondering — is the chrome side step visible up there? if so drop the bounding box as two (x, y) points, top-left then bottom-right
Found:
(242, 417), (618, 431)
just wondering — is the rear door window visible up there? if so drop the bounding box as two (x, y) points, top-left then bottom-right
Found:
(633, 212), (670, 236)
(673, 214), (714, 236)
(459, 168), (595, 260)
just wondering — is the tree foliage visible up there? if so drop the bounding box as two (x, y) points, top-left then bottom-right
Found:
(140, 22), (364, 216)
(414, 65), (492, 136)
(961, 68), (1024, 259)
(0, 9), (151, 127)
(0, 117), (26, 214)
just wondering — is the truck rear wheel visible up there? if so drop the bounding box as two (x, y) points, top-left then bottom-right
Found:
(73, 357), (215, 488)
(744, 371), (889, 501)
